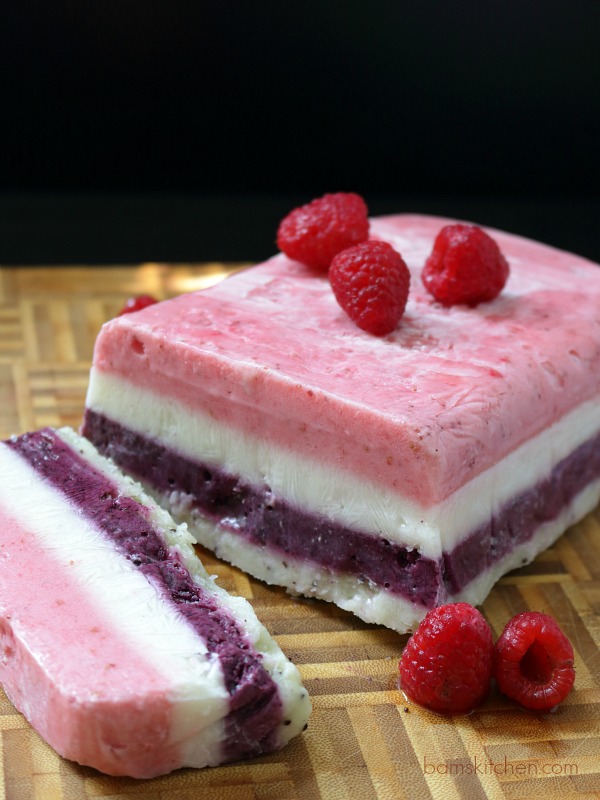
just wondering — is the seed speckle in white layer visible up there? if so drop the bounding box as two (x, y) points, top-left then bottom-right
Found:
(170, 476), (600, 634)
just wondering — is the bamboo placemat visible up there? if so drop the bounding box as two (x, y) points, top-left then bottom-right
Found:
(1, 264), (600, 800)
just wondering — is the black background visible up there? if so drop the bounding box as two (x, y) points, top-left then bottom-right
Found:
(1, 1), (599, 263)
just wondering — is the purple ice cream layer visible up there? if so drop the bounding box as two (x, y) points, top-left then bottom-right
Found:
(82, 410), (600, 605)
(6, 428), (284, 763)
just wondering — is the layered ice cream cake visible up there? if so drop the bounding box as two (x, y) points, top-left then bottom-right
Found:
(82, 213), (600, 634)
(0, 427), (310, 778)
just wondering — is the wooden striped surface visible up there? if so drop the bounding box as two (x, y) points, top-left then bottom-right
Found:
(1, 264), (600, 800)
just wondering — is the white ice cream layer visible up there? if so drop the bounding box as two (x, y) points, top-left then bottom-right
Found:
(86, 370), (600, 560)
(174, 475), (600, 634)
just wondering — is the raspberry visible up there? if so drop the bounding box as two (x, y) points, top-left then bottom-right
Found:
(399, 603), (494, 714)
(422, 223), (509, 306)
(329, 241), (410, 336)
(493, 612), (575, 712)
(276, 192), (369, 270)
(118, 295), (158, 316)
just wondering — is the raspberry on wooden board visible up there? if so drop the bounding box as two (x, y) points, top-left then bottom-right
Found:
(399, 603), (494, 715)
(493, 611), (575, 712)
(118, 295), (158, 316)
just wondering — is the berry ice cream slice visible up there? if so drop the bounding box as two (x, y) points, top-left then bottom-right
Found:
(0, 427), (310, 778)
(83, 213), (600, 634)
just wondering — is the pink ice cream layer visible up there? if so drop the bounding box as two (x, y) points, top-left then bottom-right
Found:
(89, 214), (600, 507)
(0, 485), (179, 778)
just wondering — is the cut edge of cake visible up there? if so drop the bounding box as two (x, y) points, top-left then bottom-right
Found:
(0, 426), (311, 777)
(81, 213), (600, 634)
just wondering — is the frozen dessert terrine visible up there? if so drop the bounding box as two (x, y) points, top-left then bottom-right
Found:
(0, 427), (310, 778)
(82, 214), (600, 633)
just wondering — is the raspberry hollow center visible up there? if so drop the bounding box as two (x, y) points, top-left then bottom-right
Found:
(519, 639), (553, 683)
